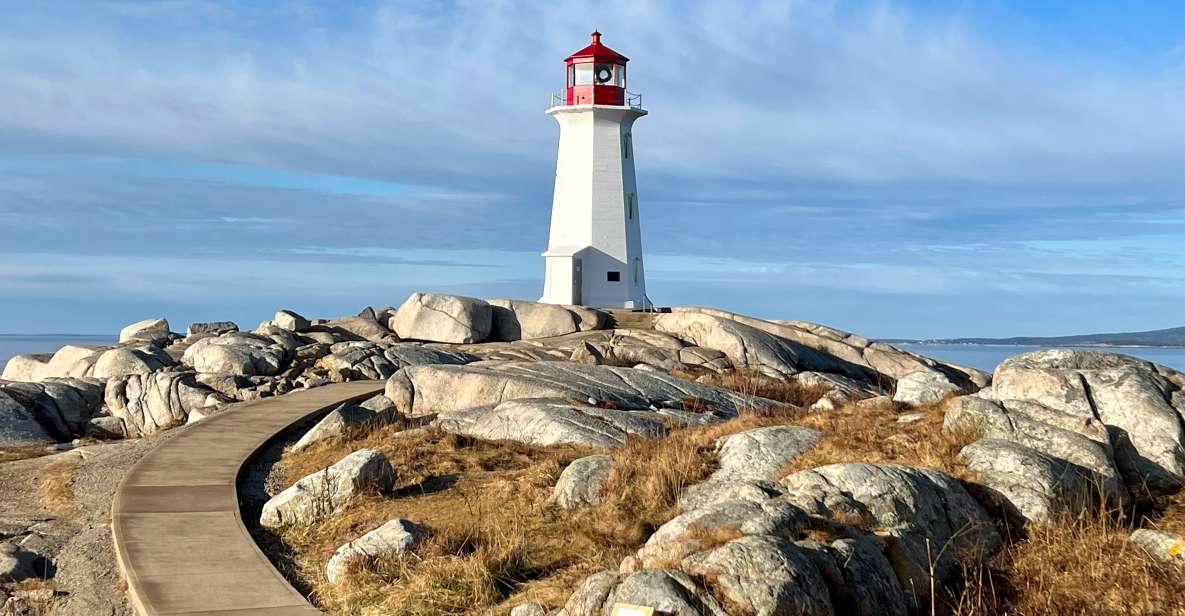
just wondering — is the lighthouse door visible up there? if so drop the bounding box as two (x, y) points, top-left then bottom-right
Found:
(572, 258), (583, 305)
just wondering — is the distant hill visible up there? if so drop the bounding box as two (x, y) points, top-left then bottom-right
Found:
(888, 325), (1185, 348)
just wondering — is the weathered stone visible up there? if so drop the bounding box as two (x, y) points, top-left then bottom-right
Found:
(780, 463), (1000, 598)
(105, 372), (230, 437)
(944, 395), (1127, 507)
(92, 345), (175, 379)
(637, 499), (807, 568)
(0, 390), (53, 448)
(712, 425), (821, 483)
(45, 345), (108, 379)
(793, 371), (884, 405)
(385, 361), (777, 419)
(390, 292), (492, 344)
(681, 534), (835, 616)
(509, 603), (547, 616)
(679, 479), (780, 511)
(893, 370), (964, 406)
(1130, 529), (1185, 568)
(552, 454), (613, 509)
(489, 299), (588, 341)
(186, 321), (238, 337)
(441, 398), (667, 448)
(1, 355), (52, 382)
(182, 334), (285, 376)
(325, 518), (428, 583)
(274, 310), (311, 332)
(292, 400), (395, 452)
(321, 314), (397, 344)
(560, 569), (726, 616)
(316, 342), (476, 382)
(959, 439), (1099, 523)
(118, 318), (171, 344)
(824, 534), (909, 616)
(0, 378), (103, 438)
(85, 415), (127, 439)
(260, 448), (395, 528)
(993, 349), (1185, 495)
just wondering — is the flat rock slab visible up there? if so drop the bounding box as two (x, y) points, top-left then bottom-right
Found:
(111, 380), (383, 616)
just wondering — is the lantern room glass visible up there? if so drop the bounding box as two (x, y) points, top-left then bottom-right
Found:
(574, 63), (594, 85)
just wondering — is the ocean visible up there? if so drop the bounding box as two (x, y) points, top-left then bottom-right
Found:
(0, 335), (117, 369)
(897, 343), (1185, 373)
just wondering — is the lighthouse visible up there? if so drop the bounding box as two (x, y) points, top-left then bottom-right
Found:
(540, 31), (651, 309)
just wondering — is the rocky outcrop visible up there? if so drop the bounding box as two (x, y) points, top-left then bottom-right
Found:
(390, 292), (492, 344)
(488, 299), (604, 341)
(681, 534), (835, 616)
(325, 518), (428, 583)
(559, 569), (727, 616)
(118, 318), (172, 345)
(292, 395), (397, 452)
(260, 449), (395, 528)
(893, 370), (964, 406)
(680, 425), (820, 510)
(315, 342), (476, 382)
(104, 372), (230, 437)
(185, 321), (238, 337)
(92, 345), (175, 379)
(384, 361), (777, 419)
(780, 463), (1000, 598)
(0, 378), (104, 439)
(439, 399), (667, 448)
(274, 310), (310, 332)
(991, 349), (1185, 496)
(959, 439), (1100, 523)
(636, 499), (807, 568)
(182, 334), (286, 376)
(552, 454), (613, 509)
(0, 390), (53, 447)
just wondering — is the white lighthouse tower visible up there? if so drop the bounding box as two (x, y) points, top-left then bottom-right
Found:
(540, 31), (651, 309)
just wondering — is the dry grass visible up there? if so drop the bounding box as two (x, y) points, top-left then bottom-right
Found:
(269, 403), (806, 615)
(779, 396), (976, 479)
(690, 369), (833, 408)
(2, 578), (57, 615)
(953, 509), (1185, 616)
(37, 453), (82, 517)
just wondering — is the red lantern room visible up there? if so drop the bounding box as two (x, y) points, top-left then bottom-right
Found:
(564, 31), (629, 106)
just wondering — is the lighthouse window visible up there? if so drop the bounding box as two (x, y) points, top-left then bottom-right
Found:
(594, 64), (614, 85)
(574, 63), (594, 85)
(607, 271), (621, 282)
(617, 63), (626, 88)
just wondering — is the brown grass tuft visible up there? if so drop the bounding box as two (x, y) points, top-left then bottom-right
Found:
(37, 453), (82, 517)
(694, 369), (833, 408)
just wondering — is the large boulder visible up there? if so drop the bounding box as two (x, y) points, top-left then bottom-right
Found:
(559, 569), (726, 616)
(274, 310), (310, 332)
(91, 345), (175, 379)
(186, 321), (239, 337)
(260, 449), (395, 528)
(182, 334), (286, 376)
(893, 370), (965, 406)
(319, 314), (397, 344)
(992, 349), (1185, 495)
(292, 395), (397, 452)
(440, 399), (667, 448)
(0, 390), (53, 448)
(118, 318), (172, 345)
(325, 518), (428, 583)
(552, 454), (613, 509)
(944, 395), (1128, 508)
(389, 292), (492, 344)
(808, 534), (909, 616)
(680, 426), (820, 510)
(105, 372), (230, 437)
(681, 535), (834, 616)
(1, 354), (52, 382)
(780, 463), (1000, 598)
(488, 299), (602, 341)
(0, 378), (104, 438)
(667, 307), (989, 388)
(637, 499), (807, 568)
(384, 361), (777, 419)
(959, 439), (1101, 523)
(315, 342), (476, 382)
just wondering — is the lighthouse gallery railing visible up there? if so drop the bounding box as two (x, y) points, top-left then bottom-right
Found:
(549, 91), (644, 110)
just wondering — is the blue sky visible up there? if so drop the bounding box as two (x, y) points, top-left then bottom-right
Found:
(2, 1), (1185, 338)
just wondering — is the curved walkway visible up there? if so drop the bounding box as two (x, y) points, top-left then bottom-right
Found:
(112, 380), (385, 616)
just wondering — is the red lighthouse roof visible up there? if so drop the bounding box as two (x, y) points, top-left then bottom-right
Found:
(565, 30), (629, 64)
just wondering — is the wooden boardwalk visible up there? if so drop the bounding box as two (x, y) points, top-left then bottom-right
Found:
(111, 381), (384, 615)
